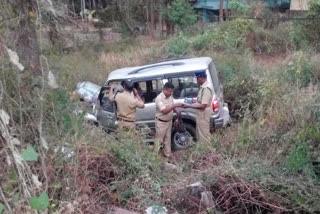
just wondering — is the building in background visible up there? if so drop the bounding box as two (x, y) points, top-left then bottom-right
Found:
(194, 0), (290, 22)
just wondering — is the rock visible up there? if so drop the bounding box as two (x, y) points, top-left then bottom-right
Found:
(200, 191), (214, 208)
(173, 182), (216, 212)
(111, 207), (138, 214)
(175, 182), (205, 204)
(162, 162), (182, 173)
(145, 205), (168, 214)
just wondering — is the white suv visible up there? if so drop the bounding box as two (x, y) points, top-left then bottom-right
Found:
(76, 57), (230, 149)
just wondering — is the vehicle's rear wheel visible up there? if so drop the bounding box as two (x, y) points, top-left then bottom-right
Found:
(171, 123), (196, 151)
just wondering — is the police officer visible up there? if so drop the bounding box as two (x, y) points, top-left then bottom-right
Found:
(182, 70), (214, 143)
(109, 79), (144, 129)
(155, 82), (183, 158)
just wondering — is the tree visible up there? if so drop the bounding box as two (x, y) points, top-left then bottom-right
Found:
(1, 0), (41, 75)
(165, 0), (198, 31)
(220, 0), (224, 21)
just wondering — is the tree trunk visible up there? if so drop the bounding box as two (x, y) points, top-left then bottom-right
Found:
(165, 0), (174, 36)
(219, 0), (224, 21)
(150, 0), (155, 38)
(16, 0), (41, 75)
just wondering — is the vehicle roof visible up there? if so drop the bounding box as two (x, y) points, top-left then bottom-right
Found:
(106, 57), (212, 83)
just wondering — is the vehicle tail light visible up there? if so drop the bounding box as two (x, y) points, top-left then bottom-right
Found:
(212, 99), (219, 113)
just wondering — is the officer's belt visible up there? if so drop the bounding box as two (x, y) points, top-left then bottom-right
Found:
(156, 117), (171, 123)
(117, 117), (134, 123)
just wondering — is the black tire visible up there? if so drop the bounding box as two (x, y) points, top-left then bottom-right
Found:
(171, 123), (196, 151)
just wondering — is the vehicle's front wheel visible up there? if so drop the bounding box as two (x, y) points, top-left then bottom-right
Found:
(171, 123), (196, 151)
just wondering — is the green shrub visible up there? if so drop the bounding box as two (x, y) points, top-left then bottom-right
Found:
(209, 18), (254, 51)
(108, 131), (162, 178)
(44, 89), (84, 137)
(249, 25), (290, 53)
(301, 0), (320, 49)
(289, 21), (309, 50)
(165, 35), (191, 57)
(214, 54), (262, 119)
(229, 0), (250, 15)
(285, 143), (315, 177)
(191, 33), (210, 51)
(284, 51), (314, 86)
(165, 0), (198, 30)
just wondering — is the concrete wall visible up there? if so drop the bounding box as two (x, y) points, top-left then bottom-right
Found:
(290, 0), (310, 10)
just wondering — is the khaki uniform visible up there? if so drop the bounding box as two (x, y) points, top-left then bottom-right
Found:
(111, 91), (144, 129)
(196, 81), (213, 143)
(155, 92), (174, 157)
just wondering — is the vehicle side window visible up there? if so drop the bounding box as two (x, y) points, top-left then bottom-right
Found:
(134, 79), (163, 103)
(169, 76), (199, 99)
(98, 87), (115, 112)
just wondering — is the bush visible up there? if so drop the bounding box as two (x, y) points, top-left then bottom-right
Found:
(283, 51), (314, 86)
(247, 24), (290, 54)
(44, 89), (84, 137)
(165, 35), (191, 57)
(165, 0), (198, 30)
(229, 0), (250, 16)
(190, 33), (211, 51)
(301, 0), (320, 49)
(285, 143), (315, 177)
(214, 53), (262, 119)
(289, 21), (309, 50)
(209, 18), (254, 51)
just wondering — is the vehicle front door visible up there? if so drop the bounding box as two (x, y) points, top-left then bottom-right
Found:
(135, 78), (164, 140)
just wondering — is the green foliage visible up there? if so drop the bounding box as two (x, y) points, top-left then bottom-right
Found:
(94, 8), (118, 28)
(21, 145), (38, 161)
(285, 143), (315, 177)
(29, 192), (50, 211)
(214, 54), (262, 119)
(289, 22), (309, 50)
(191, 33), (210, 51)
(0, 203), (3, 214)
(229, 0), (249, 15)
(298, 0), (320, 49)
(165, 35), (191, 57)
(44, 89), (84, 137)
(284, 51), (314, 86)
(249, 26), (290, 54)
(165, 0), (198, 29)
(109, 131), (162, 179)
(210, 18), (254, 51)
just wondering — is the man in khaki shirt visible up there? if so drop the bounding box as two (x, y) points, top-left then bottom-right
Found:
(183, 70), (213, 143)
(109, 79), (144, 129)
(155, 82), (183, 158)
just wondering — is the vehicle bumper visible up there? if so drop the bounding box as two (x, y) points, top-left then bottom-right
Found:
(213, 117), (224, 129)
(211, 104), (230, 130)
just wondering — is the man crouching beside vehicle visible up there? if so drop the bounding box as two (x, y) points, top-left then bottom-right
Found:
(155, 82), (183, 158)
(109, 79), (144, 129)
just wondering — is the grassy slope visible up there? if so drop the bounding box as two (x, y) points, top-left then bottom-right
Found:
(1, 18), (319, 213)
(44, 19), (320, 213)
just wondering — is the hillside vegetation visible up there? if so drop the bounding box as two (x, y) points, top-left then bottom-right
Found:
(0, 1), (320, 213)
